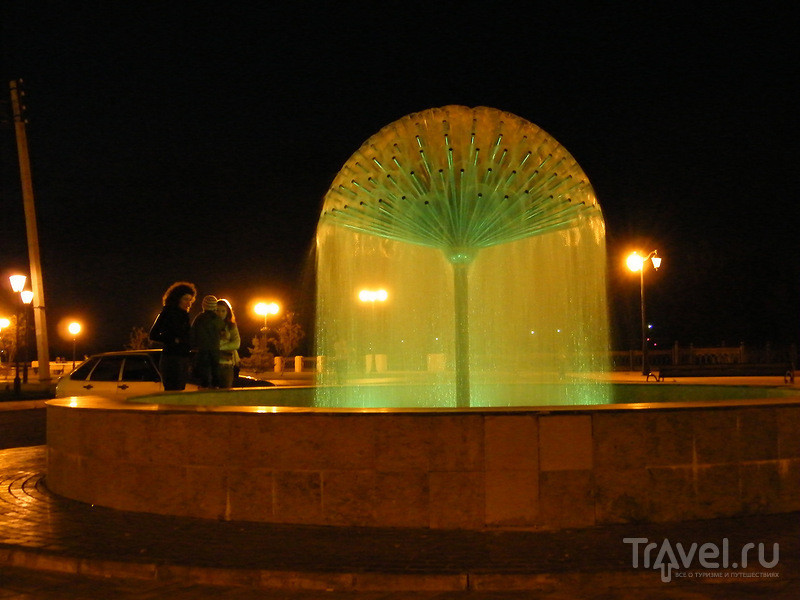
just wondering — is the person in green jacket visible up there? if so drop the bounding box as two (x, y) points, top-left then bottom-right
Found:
(216, 298), (241, 388)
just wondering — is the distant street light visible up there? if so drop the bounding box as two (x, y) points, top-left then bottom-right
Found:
(358, 289), (388, 303)
(627, 251), (662, 376)
(9, 275), (27, 395)
(359, 289), (388, 370)
(68, 321), (82, 370)
(254, 302), (280, 330)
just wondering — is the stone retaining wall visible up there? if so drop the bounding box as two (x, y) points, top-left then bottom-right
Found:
(46, 398), (800, 529)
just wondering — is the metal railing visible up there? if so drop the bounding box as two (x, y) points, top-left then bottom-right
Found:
(610, 343), (798, 371)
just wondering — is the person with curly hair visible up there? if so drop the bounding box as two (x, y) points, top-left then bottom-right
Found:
(149, 281), (197, 390)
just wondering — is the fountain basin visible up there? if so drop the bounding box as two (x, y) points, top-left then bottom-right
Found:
(46, 387), (800, 530)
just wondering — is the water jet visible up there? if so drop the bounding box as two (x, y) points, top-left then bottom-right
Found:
(315, 106), (609, 408)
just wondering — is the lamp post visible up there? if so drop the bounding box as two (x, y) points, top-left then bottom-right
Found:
(21, 290), (33, 383)
(9, 275), (27, 395)
(254, 302), (280, 357)
(627, 251), (662, 376)
(68, 322), (81, 370)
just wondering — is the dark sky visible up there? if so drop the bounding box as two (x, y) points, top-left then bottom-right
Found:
(2, 3), (798, 356)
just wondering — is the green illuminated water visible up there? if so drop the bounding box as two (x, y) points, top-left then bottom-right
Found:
(314, 106), (611, 407)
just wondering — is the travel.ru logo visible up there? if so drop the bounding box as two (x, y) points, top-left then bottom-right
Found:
(623, 537), (779, 583)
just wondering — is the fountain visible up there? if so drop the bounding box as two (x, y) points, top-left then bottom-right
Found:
(315, 105), (610, 408)
(45, 106), (800, 532)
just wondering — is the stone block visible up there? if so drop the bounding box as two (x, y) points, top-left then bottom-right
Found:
(45, 447), (84, 500)
(45, 406), (77, 451)
(777, 406), (800, 458)
(322, 470), (376, 526)
(484, 415), (537, 471)
(107, 413), (153, 463)
(593, 412), (647, 470)
(693, 410), (739, 464)
(374, 415), (433, 471)
(485, 469), (539, 526)
(225, 467), (274, 522)
(274, 471), (322, 523)
(353, 572), (467, 591)
(77, 411), (135, 461)
(185, 465), (227, 520)
(739, 461), (780, 513)
(642, 411), (694, 466)
(738, 408), (778, 461)
(694, 464), (741, 517)
(182, 414), (233, 467)
(539, 470), (594, 528)
(644, 466), (697, 522)
(429, 415), (484, 471)
(778, 458), (800, 512)
(225, 414), (280, 468)
(539, 415), (592, 472)
(95, 460), (187, 516)
(262, 414), (376, 471)
(428, 471), (485, 529)
(69, 455), (117, 507)
(594, 467), (650, 523)
(316, 415), (377, 470)
(372, 471), (429, 527)
(145, 413), (191, 466)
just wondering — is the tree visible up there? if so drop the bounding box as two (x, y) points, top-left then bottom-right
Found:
(126, 326), (151, 350)
(269, 312), (305, 357)
(238, 312), (305, 374)
(0, 315), (24, 364)
(240, 335), (274, 373)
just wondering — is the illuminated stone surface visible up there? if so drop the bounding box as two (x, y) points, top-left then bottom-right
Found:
(46, 397), (800, 530)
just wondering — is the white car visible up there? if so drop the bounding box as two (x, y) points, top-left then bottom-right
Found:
(55, 349), (189, 400)
(55, 349), (273, 400)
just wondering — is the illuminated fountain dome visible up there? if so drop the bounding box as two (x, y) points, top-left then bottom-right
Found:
(315, 105), (610, 407)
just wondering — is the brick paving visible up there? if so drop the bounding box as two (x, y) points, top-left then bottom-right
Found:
(0, 446), (798, 598)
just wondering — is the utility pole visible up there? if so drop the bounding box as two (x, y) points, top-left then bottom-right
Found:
(9, 80), (51, 382)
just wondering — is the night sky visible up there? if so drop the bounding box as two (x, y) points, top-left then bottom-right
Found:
(2, 4), (798, 358)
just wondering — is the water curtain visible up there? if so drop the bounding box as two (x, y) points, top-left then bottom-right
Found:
(318, 106), (604, 407)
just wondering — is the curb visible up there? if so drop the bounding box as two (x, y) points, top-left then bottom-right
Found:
(2, 546), (792, 592)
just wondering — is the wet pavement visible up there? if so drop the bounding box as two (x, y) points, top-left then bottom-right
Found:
(0, 445), (798, 598)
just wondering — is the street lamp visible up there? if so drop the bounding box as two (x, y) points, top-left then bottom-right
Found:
(627, 251), (662, 377)
(68, 322), (81, 370)
(254, 302), (280, 359)
(9, 275), (27, 395)
(254, 302), (280, 331)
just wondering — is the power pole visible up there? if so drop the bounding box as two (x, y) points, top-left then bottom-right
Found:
(9, 80), (51, 382)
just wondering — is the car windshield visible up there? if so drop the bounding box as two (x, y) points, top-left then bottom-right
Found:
(70, 357), (99, 380)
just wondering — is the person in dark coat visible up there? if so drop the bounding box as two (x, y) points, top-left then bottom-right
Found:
(149, 281), (197, 390)
(191, 294), (225, 388)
